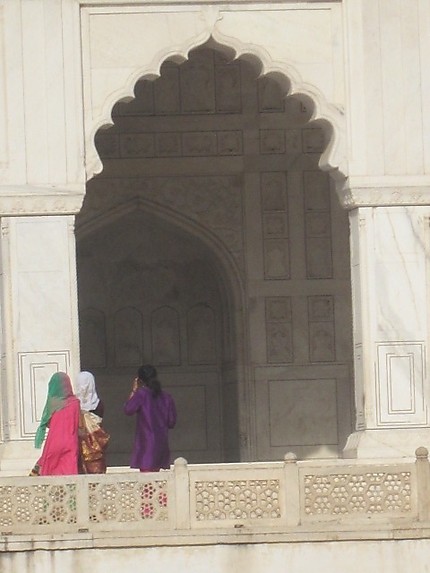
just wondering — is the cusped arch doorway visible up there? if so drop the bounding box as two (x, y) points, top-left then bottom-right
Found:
(78, 42), (354, 465)
(75, 207), (242, 466)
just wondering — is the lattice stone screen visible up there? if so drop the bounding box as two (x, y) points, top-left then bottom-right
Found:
(195, 479), (281, 520)
(301, 469), (414, 519)
(0, 474), (172, 534)
(89, 479), (169, 523)
(0, 457), (426, 536)
(0, 482), (77, 531)
(188, 463), (287, 527)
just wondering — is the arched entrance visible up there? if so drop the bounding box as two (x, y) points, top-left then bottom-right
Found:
(77, 42), (353, 464)
(76, 202), (243, 466)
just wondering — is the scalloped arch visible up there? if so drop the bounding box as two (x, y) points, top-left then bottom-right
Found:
(85, 34), (347, 183)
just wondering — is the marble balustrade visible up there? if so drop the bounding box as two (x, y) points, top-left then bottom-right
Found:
(0, 448), (429, 548)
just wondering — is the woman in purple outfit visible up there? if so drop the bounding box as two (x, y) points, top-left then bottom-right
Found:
(124, 364), (177, 472)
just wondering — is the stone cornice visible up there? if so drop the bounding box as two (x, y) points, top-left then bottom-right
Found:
(79, 0), (341, 6)
(336, 176), (430, 209)
(0, 185), (86, 216)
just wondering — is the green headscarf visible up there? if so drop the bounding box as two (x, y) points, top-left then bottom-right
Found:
(34, 372), (74, 449)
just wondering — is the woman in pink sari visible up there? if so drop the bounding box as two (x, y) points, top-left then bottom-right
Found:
(32, 372), (80, 476)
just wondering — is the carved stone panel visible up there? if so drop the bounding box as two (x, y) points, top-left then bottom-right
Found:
(306, 212), (331, 237)
(194, 478), (281, 521)
(133, 80), (155, 114)
(306, 238), (333, 279)
(285, 130), (302, 153)
(183, 132), (217, 156)
(261, 173), (287, 211)
(120, 134), (155, 158)
(94, 133), (119, 158)
(81, 171), (244, 283)
(266, 297), (293, 363)
(215, 63), (242, 113)
(169, 383), (208, 452)
(217, 131), (243, 155)
(180, 53), (215, 113)
(266, 297), (292, 322)
(264, 239), (290, 279)
(154, 64), (180, 114)
(18, 350), (70, 437)
(309, 323), (336, 362)
(80, 308), (107, 369)
(268, 378), (338, 446)
(116, 80), (155, 115)
(304, 171), (331, 210)
(261, 172), (290, 279)
(304, 171), (333, 279)
(114, 307), (143, 366)
(302, 128), (325, 153)
(151, 306), (181, 365)
(303, 469), (412, 518)
(263, 213), (287, 238)
(187, 304), (217, 365)
(258, 76), (285, 112)
(308, 296), (336, 362)
(266, 323), (293, 363)
(260, 130), (286, 154)
(376, 342), (427, 426)
(155, 133), (182, 156)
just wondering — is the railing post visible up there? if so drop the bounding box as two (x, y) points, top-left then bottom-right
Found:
(415, 446), (430, 522)
(283, 452), (300, 528)
(173, 457), (191, 530)
(75, 475), (90, 532)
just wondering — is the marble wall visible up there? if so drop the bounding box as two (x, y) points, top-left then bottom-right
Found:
(3, 538), (430, 573)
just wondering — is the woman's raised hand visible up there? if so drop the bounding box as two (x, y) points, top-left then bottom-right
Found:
(132, 377), (139, 392)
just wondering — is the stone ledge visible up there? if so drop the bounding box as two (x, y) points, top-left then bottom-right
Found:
(2, 522), (430, 552)
(336, 176), (430, 209)
(0, 185), (85, 216)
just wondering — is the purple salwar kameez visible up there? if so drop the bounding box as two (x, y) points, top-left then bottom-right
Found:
(124, 386), (176, 471)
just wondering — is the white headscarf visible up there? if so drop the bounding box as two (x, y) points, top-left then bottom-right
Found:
(75, 371), (100, 411)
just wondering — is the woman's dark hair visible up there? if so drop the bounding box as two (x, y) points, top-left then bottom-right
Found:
(137, 364), (161, 397)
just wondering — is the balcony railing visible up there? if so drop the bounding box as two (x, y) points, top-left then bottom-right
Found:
(0, 448), (429, 549)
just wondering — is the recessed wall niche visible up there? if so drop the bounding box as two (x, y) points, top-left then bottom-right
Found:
(78, 43), (353, 465)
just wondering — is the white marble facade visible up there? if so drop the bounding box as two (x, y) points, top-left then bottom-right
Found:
(0, 0), (430, 471)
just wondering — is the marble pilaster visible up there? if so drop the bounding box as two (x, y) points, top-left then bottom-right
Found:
(342, 195), (430, 458)
(0, 186), (84, 471)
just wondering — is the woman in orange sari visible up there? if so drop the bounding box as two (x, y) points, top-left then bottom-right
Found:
(75, 371), (109, 473)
